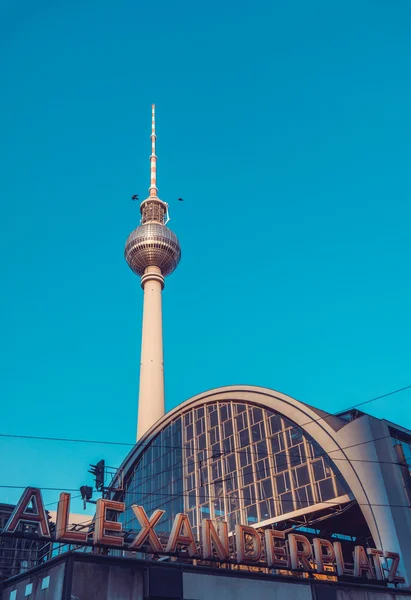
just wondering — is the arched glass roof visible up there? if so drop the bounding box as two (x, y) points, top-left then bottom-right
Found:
(119, 400), (350, 539)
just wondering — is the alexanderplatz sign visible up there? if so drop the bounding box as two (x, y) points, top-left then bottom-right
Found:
(1, 487), (404, 584)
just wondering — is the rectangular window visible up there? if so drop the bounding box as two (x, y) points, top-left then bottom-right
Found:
(255, 439), (268, 458)
(211, 461), (222, 480)
(255, 458), (269, 480)
(280, 491), (294, 514)
(243, 484), (256, 506)
(227, 495), (240, 513)
(220, 404), (232, 421)
(239, 428), (250, 448)
(275, 473), (286, 495)
(284, 470), (291, 490)
(235, 413), (247, 431)
(189, 490), (197, 509)
(275, 451), (289, 472)
(184, 440), (194, 457)
(290, 427), (303, 446)
(312, 459), (325, 481)
(259, 478), (273, 500)
(296, 465), (310, 487)
(225, 453), (236, 473)
(294, 486), (308, 510)
(195, 418), (205, 435)
(284, 428), (293, 448)
(246, 504), (258, 523)
(239, 447), (252, 467)
(198, 433), (206, 450)
(187, 456), (195, 474)
(242, 465), (254, 485)
(306, 484), (314, 505)
(188, 508), (197, 527)
(211, 442), (221, 457)
(269, 414), (283, 435)
(319, 478), (335, 502)
(288, 446), (302, 467)
(223, 435), (234, 453)
(210, 427), (219, 445)
(251, 423), (262, 442)
(270, 433), (284, 454)
(200, 466), (208, 485)
(186, 424), (194, 441)
(185, 473), (195, 490)
(223, 420), (233, 438)
(209, 409), (219, 428)
(250, 407), (263, 424)
(213, 498), (225, 517)
(226, 472), (238, 492)
(259, 499), (275, 520)
(214, 479), (224, 497)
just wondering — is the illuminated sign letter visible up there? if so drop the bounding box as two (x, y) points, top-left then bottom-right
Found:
(333, 541), (352, 576)
(235, 525), (261, 564)
(4, 487), (50, 538)
(201, 519), (229, 561)
(353, 545), (374, 579)
(166, 513), (197, 557)
(384, 551), (405, 584)
(313, 538), (336, 574)
(264, 530), (289, 568)
(128, 505), (164, 553)
(56, 493), (87, 543)
(288, 533), (312, 570)
(93, 499), (124, 547)
(367, 548), (384, 581)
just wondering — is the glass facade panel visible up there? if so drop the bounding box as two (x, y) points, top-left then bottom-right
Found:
(119, 401), (350, 539)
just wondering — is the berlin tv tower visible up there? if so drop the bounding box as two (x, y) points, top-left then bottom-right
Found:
(125, 105), (181, 441)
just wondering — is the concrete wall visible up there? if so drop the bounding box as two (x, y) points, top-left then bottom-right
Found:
(2, 561), (65, 600)
(71, 561), (143, 600)
(183, 571), (311, 600)
(2, 556), (411, 600)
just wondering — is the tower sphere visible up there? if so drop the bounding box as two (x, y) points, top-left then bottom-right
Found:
(125, 222), (181, 277)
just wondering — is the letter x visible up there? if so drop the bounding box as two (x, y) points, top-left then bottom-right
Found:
(129, 506), (164, 553)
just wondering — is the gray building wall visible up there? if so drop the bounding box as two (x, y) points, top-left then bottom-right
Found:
(2, 554), (411, 600)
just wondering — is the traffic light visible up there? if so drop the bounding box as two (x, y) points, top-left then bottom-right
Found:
(79, 485), (93, 509)
(88, 459), (105, 491)
(80, 485), (93, 501)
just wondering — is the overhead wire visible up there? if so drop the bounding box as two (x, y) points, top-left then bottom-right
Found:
(1, 385), (411, 521)
(1, 479), (411, 511)
(0, 384), (409, 450)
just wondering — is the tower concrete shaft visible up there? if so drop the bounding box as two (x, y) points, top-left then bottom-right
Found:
(137, 266), (165, 440)
(124, 105), (181, 441)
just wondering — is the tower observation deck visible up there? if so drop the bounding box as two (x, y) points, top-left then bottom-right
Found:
(125, 105), (181, 440)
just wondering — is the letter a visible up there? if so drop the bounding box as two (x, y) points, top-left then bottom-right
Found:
(4, 487), (50, 537)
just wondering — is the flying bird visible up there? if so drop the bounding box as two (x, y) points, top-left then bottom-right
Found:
(178, 197), (184, 202)
(132, 195), (139, 201)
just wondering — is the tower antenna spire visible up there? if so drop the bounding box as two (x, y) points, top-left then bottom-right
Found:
(149, 104), (157, 197)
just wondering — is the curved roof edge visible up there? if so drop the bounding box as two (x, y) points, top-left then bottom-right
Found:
(119, 384), (386, 553)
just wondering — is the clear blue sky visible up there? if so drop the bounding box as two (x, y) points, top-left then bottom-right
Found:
(1, 0), (410, 513)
